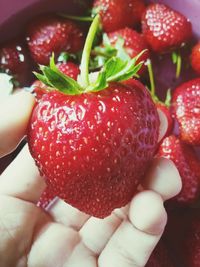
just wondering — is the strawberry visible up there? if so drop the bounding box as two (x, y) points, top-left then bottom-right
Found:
(172, 78), (200, 146)
(190, 42), (200, 75)
(0, 39), (32, 86)
(57, 62), (80, 80)
(26, 15), (84, 65)
(93, 0), (146, 33)
(27, 16), (159, 218)
(182, 211), (200, 267)
(107, 28), (150, 75)
(158, 135), (200, 205)
(146, 241), (175, 267)
(142, 3), (192, 53)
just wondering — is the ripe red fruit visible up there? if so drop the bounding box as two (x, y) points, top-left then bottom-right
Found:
(28, 79), (159, 218)
(190, 42), (200, 75)
(107, 28), (150, 74)
(57, 62), (80, 80)
(0, 39), (32, 85)
(146, 241), (175, 267)
(93, 0), (146, 33)
(183, 214), (200, 267)
(172, 78), (200, 146)
(158, 135), (200, 205)
(26, 15), (84, 65)
(142, 3), (192, 53)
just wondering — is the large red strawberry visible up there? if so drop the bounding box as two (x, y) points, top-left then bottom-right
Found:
(27, 16), (159, 218)
(158, 135), (200, 205)
(146, 241), (175, 267)
(107, 28), (150, 75)
(0, 39), (33, 85)
(26, 15), (84, 65)
(172, 78), (200, 146)
(93, 0), (145, 33)
(142, 3), (192, 53)
(190, 42), (200, 75)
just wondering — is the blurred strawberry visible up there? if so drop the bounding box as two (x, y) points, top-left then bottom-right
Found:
(107, 28), (150, 75)
(172, 78), (200, 146)
(146, 241), (175, 267)
(142, 3), (192, 53)
(0, 39), (33, 86)
(26, 15), (84, 65)
(93, 0), (146, 33)
(190, 42), (200, 75)
(158, 135), (200, 205)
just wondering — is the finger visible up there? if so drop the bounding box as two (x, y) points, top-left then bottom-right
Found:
(64, 243), (97, 267)
(28, 222), (80, 267)
(0, 90), (35, 158)
(143, 157), (182, 201)
(0, 145), (46, 203)
(157, 109), (168, 143)
(98, 191), (167, 267)
(79, 213), (122, 255)
(48, 198), (90, 231)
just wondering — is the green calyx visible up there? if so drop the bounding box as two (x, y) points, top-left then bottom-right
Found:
(34, 15), (144, 96)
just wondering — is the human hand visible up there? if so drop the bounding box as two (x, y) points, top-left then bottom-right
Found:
(0, 91), (181, 267)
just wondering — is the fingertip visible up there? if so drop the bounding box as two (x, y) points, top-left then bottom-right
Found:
(143, 157), (182, 201)
(0, 90), (35, 157)
(129, 191), (167, 236)
(157, 109), (168, 142)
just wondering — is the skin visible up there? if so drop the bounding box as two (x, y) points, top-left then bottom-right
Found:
(0, 91), (182, 267)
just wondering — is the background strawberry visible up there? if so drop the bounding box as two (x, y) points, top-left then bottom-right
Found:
(183, 213), (200, 267)
(0, 39), (33, 86)
(190, 42), (200, 75)
(57, 62), (80, 80)
(142, 3), (192, 53)
(158, 135), (200, 205)
(172, 78), (200, 146)
(107, 28), (150, 75)
(93, 0), (146, 33)
(26, 15), (84, 65)
(146, 241), (175, 267)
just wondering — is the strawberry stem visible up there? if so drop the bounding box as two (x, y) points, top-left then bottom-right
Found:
(146, 59), (156, 97)
(80, 15), (100, 88)
(172, 51), (182, 78)
(59, 14), (93, 22)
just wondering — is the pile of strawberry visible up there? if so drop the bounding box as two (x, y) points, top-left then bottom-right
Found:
(0, 1), (200, 266)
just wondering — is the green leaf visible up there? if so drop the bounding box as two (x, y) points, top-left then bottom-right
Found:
(86, 70), (108, 92)
(41, 66), (81, 95)
(172, 51), (178, 64)
(33, 72), (51, 87)
(104, 57), (127, 79)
